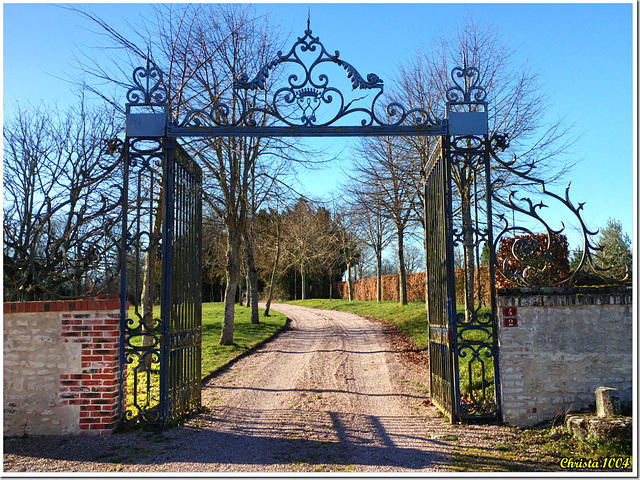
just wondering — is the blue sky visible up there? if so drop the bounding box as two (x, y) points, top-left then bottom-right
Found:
(3, 2), (636, 252)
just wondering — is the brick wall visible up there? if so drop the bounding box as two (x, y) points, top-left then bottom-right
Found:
(3, 295), (122, 435)
(497, 287), (632, 427)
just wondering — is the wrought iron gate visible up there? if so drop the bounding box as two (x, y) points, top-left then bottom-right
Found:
(424, 139), (457, 419)
(118, 25), (508, 428)
(423, 70), (502, 423)
(159, 141), (202, 425)
(120, 69), (202, 427)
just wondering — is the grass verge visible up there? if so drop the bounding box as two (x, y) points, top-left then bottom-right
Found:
(200, 303), (288, 377)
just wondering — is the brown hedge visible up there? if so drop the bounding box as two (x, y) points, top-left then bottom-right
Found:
(333, 268), (491, 305)
(495, 233), (569, 288)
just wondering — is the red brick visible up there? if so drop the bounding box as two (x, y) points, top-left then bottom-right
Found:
(105, 300), (120, 310)
(98, 380), (121, 387)
(62, 319), (82, 325)
(92, 325), (119, 331)
(83, 318), (106, 326)
(90, 324), (114, 330)
(80, 405), (102, 412)
(79, 417), (100, 424)
(95, 349), (117, 355)
(83, 356), (104, 362)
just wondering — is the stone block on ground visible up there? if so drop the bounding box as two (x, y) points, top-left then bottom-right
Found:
(595, 386), (621, 417)
(565, 413), (632, 444)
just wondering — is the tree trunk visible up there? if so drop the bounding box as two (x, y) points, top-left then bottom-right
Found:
(396, 224), (408, 305)
(243, 228), (259, 324)
(375, 249), (383, 302)
(220, 227), (241, 345)
(346, 262), (353, 301)
(245, 272), (250, 308)
(263, 235), (280, 317)
(300, 265), (307, 300)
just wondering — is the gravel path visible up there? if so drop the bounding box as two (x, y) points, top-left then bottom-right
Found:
(3, 303), (517, 473)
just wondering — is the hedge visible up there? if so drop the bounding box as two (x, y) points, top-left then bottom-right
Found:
(334, 267), (491, 306)
(495, 233), (569, 288)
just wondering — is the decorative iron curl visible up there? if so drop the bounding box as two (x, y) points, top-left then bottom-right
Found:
(446, 66), (487, 105)
(489, 133), (629, 287)
(127, 62), (168, 105)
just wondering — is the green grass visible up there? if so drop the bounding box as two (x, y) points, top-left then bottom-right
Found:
(124, 303), (288, 417)
(200, 303), (288, 377)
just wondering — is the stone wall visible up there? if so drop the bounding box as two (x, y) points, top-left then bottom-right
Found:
(3, 296), (122, 435)
(497, 286), (632, 427)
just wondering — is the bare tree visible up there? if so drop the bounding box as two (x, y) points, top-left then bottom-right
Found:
(282, 199), (338, 300)
(394, 15), (577, 315)
(331, 202), (363, 301)
(201, 207), (227, 302)
(344, 185), (394, 302)
(349, 136), (418, 305)
(3, 97), (122, 300)
(70, 3), (323, 343)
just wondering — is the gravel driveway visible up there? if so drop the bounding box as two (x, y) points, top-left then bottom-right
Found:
(3, 303), (517, 473)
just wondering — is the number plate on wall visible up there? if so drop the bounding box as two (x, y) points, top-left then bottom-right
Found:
(503, 317), (518, 327)
(502, 307), (518, 327)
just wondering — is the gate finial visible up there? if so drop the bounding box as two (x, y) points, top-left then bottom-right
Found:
(306, 8), (311, 33)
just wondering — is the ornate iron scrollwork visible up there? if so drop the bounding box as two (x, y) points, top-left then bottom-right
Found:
(446, 66), (487, 105)
(489, 134), (630, 287)
(126, 62), (168, 106)
(175, 23), (442, 131)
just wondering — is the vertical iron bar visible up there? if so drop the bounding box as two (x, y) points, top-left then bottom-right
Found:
(118, 138), (130, 428)
(160, 137), (174, 428)
(484, 134), (501, 420)
(442, 135), (459, 423)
